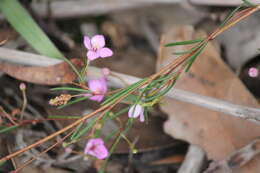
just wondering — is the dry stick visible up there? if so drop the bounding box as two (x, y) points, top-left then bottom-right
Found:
(177, 145), (206, 173)
(189, 0), (260, 6)
(0, 5), (260, 163)
(31, 0), (181, 18)
(203, 138), (260, 173)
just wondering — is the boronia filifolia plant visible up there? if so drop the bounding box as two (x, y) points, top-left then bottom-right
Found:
(0, 1), (260, 172)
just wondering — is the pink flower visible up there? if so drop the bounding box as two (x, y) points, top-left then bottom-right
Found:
(248, 67), (259, 78)
(84, 138), (109, 160)
(87, 77), (108, 102)
(128, 104), (145, 122)
(84, 35), (113, 61)
(102, 67), (110, 77)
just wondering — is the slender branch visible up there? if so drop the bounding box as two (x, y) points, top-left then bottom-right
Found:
(0, 48), (260, 124)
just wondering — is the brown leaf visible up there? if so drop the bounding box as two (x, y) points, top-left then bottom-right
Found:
(0, 59), (83, 85)
(158, 26), (260, 173)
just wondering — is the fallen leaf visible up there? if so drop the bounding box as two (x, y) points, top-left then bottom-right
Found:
(158, 26), (260, 173)
(0, 59), (83, 85)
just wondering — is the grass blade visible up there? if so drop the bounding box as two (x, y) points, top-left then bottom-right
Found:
(51, 87), (89, 92)
(165, 38), (204, 47)
(0, 125), (18, 134)
(0, 0), (64, 59)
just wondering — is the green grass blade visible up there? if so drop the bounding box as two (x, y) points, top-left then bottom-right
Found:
(51, 87), (89, 92)
(102, 78), (147, 106)
(220, 4), (244, 28)
(165, 38), (204, 47)
(0, 0), (64, 59)
(0, 125), (18, 134)
(185, 43), (207, 72)
(72, 117), (99, 141)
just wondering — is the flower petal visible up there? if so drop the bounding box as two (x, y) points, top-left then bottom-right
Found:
(84, 138), (108, 159)
(139, 110), (145, 122)
(98, 47), (113, 58)
(84, 36), (92, 49)
(88, 78), (107, 94)
(91, 35), (105, 49)
(128, 104), (143, 118)
(87, 50), (100, 61)
(90, 95), (104, 102)
(92, 144), (109, 159)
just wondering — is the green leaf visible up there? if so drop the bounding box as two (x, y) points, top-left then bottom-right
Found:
(0, 125), (18, 134)
(241, 0), (255, 6)
(165, 38), (204, 47)
(220, 4), (244, 28)
(185, 43), (208, 72)
(123, 94), (139, 103)
(51, 87), (89, 93)
(58, 96), (89, 109)
(0, 0), (64, 59)
(102, 78), (147, 106)
(172, 44), (203, 55)
(71, 117), (99, 141)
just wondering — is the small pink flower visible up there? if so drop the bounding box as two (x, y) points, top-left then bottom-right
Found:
(84, 138), (109, 160)
(87, 77), (108, 102)
(248, 67), (259, 78)
(128, 104), (145, 122)
(19, 83), (26, 90)
(102, 68), (110, 77)
(84, 35), (113, 61)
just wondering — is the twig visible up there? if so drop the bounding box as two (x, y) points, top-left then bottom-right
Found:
(0, 47), (62, 67)
(189, 0), (260, 6)
(0, 48), (260, 124)
(31, 0), (181, 18)
(177, 145), (206, 173)
(204, 138), (260, 173)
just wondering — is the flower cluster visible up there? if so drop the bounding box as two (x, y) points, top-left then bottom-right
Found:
(83, 35), (145, 160)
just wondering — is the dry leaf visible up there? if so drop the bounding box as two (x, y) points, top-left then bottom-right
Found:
(157, 26), (260, 173)
(0, 59), (83, 85)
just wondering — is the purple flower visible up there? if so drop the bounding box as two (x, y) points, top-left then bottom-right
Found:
(84, 138), (109, 160)
(248, 67), (259, 78)
(87, 77), (108, 102)
(128, 104), (145, 122)
(84, 35), (113, 61)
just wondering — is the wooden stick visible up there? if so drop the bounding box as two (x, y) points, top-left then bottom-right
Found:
(31, 0), (181, 19)
(177, 145), (206, 173)
(189, 0), (260, 6)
